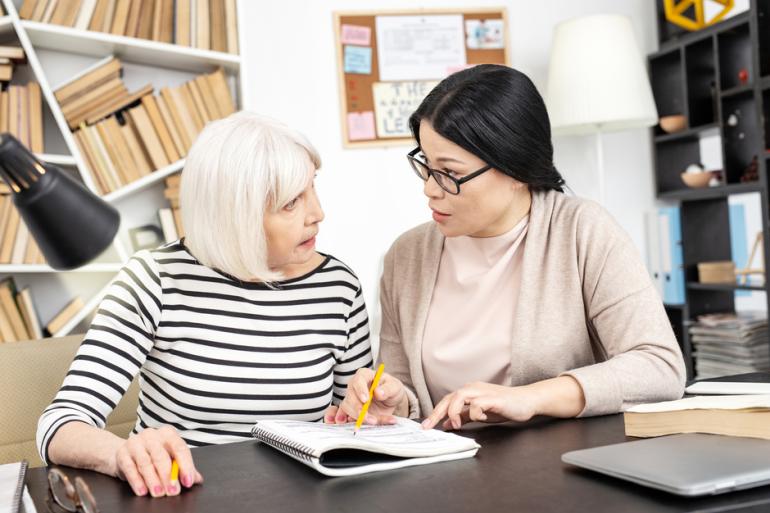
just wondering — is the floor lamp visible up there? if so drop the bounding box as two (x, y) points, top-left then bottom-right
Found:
(546, 14), (659, 205)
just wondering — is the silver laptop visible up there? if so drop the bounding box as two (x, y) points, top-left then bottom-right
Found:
(562, 433), (770, 496)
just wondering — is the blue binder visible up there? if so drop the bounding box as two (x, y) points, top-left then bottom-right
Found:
(659, 207), (685, 305)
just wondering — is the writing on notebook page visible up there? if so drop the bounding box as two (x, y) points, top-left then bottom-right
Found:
(273, 419), (465, 449)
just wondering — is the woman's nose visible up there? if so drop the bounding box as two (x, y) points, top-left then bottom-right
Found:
(423, 174), (444, 199)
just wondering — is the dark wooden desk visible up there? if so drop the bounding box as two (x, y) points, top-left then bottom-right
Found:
(26, 415), (770, 513)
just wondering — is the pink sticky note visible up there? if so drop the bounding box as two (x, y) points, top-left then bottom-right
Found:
(341, 24), (371, 46)
(446, 63), (476, 76)
(347, 111), (376, 141)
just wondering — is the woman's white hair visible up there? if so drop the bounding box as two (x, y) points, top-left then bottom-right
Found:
(180, 111), (321, 283)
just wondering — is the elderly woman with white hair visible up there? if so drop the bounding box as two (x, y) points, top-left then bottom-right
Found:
(36, 112), (372, 499)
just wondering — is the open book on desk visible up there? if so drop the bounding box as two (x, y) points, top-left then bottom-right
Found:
(251, 418), (480, 476)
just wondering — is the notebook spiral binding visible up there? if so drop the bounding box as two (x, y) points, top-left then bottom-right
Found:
(252, 426), (314, 463)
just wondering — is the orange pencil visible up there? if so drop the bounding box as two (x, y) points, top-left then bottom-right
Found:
(353, 363), (385, 436)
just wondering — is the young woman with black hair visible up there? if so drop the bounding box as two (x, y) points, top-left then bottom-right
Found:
(329, 64), (685, 430)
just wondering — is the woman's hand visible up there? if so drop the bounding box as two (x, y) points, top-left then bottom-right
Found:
(421, 382), (539, 430)
(110, 425), (203, 497)
(325, 368), (407, 425)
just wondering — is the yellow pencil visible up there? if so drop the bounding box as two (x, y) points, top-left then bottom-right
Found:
(170, 459), (179, 483)
(353, 363), (385, 436)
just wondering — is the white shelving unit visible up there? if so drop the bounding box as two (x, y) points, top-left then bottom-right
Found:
(0, 0), (244, 337)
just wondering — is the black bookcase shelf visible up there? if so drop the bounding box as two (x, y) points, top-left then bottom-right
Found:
(654, 123), (719, 143)
(651, 1), (770, 379)
(759, 0), (770, 76)
(687, 282), (768, 292)
(720, 84), (754, 98)
(658, 182), (763, 201)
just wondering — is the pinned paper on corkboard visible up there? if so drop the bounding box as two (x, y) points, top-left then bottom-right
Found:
(334, 8), (510, 148)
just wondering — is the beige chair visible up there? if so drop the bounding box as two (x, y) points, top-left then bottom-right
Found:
(0, 334), (139, 467)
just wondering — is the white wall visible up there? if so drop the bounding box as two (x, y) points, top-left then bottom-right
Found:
(241, 0), (660, 336)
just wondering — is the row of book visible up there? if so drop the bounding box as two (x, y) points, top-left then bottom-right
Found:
(0, 45), (45, 153)
(689, 311), (770, 378)
(0, 277), (84, 342)
(18, 0), (238, 54)
(59, 58), (235, 194)
(160, 173), (183, 241)
(0, 192), (47, 265)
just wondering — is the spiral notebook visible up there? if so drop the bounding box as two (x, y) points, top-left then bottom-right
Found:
(251, 418), (480, 476)
(0, 460), (35, 513)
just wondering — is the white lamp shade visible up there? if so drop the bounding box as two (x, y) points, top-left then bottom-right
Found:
(546, 14), (658, 135)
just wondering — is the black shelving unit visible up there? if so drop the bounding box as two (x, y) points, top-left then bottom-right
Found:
(650, 1), (770, 379)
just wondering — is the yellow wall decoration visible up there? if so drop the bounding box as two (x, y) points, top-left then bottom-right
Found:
(664, 0), (734, 31)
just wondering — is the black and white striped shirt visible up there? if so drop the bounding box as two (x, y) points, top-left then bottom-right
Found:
(37, 241), (372, 463)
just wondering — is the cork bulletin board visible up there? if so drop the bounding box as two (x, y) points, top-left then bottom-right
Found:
(334, 8), (510, 148)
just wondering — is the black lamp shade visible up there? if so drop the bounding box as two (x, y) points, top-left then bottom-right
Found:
(0, 134), (120, 270)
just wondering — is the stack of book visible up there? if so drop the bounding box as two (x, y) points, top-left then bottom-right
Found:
(0, 278), (43, 342)
(0, 45), (27, 82)
(624, 394), (770, 440)
(689, 312), (770, 378)
(18, 0), (238, 53)
(60, 57), (235, 194)
(0, 191), (46, 265)
(160, 173), (183, 241)
(0, 46), (44, 153)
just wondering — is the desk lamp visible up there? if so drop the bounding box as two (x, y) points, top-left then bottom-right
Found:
(0, 133), (120, 270)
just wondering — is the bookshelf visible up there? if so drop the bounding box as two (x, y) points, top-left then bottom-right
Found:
(649, 0), (770, 379)
(0, 0), (244, 340)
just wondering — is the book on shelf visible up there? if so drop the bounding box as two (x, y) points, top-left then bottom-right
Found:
(0, 193), (46, 266)
(158, 207), (177, 242)
(163, 174), (183, 237)
(0, 278), (43, 343)
(0, 45), (44, 152)
(63, 58), (235, 194)
(251, 418), (480, 477)
(688, 311), (770, 379)
(20, 0), (238, 54)
(46, 296), (84, 335)
(624, 394), (770, 441)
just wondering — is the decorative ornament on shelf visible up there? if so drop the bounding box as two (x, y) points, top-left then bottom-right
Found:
(740, 155), (759, 183)
(664, 0), (734, 31)
(681, 163), (722, 188)
(735, 232), (765, 286)
(659, 114), (687, 134)
(738, 68), (749, 85)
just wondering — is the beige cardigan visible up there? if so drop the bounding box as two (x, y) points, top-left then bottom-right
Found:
(379, 190), (686, 418)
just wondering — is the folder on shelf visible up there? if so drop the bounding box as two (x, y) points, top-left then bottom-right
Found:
(658, 207), (685, 305)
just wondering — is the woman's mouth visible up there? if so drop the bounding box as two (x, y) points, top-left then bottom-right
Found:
(431, 209), (450, 222)
(300, 236), (316, 248)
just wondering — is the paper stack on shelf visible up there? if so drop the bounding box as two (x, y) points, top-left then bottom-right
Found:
(689, 311), (770, 378)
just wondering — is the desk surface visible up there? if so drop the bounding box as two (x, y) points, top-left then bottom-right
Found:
(26, 415), (770, 513)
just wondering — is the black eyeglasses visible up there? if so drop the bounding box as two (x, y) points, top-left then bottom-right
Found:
(407, 147), (492, 195)
(47, 468), (99, 513)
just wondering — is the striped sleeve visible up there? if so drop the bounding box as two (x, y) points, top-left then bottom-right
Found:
(331, 285), (372, 403)
(36, 250), (162, 464)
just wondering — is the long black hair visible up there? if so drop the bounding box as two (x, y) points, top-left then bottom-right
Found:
(409, 64), (565, 192)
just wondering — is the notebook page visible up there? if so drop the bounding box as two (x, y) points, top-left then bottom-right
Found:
(255, 418), (479, 458)
(0, 461), (23, 513)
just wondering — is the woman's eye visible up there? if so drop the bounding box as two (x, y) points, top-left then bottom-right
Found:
(285, 198), (299, 210)
(442, 168), (459, 177)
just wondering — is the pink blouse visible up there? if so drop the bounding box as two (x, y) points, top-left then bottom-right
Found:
(422, 216), (529, 403)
